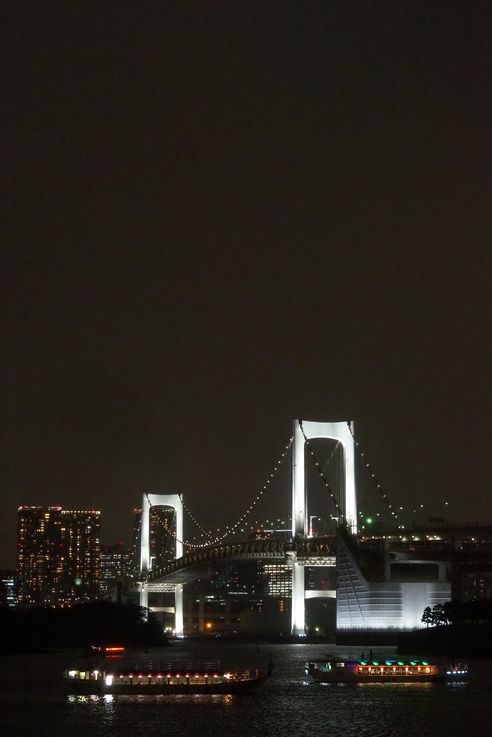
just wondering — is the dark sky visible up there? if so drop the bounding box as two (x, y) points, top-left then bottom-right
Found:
(2, 2), (492, 567)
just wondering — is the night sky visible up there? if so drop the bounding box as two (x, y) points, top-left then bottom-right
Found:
(3, 2), (492, 567)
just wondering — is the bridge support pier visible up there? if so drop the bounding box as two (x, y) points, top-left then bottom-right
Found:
(140, 582), (148, 613)
(175, 584), (184, 637)
(291, 562), (306, 635)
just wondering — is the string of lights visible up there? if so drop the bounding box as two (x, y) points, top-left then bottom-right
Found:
(181, 500), (214, 542)
(148, 436), (294, 549)
(298, 420), (344, 519)
(346, 421), (400, 525)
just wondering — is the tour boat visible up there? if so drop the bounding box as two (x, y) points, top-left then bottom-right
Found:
(305, 658), (469, 684)
(64, 660), (269, 694)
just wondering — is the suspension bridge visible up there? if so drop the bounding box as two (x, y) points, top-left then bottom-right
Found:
(136, 418), (437, 636)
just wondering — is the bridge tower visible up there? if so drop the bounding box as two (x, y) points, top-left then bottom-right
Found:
(139, 493), (184, 637)
(291, 419), (357, 635)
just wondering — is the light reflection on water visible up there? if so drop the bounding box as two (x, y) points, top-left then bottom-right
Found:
(1, 643), (491, 737)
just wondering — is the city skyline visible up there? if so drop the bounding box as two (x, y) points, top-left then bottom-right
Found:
(3, 4), (491, 568)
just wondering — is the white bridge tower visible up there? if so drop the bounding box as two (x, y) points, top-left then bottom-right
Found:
(139, 492), (184, 637)
(291, 419), (357, 635)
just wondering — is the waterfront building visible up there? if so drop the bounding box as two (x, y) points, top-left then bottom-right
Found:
(16, 506), (100, 607)
(336, 528), (451, 632)
(60, 509), (100, 604)
(0, 569), (16, 607)
(17, 506), (63, 607)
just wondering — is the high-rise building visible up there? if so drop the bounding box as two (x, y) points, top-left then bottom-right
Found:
(16, 506), (100, 607)
(60, 510), (100, 605)
(17, 506), (63, 607)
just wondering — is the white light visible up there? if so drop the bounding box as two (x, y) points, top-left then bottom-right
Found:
(105, 675), (113, 686)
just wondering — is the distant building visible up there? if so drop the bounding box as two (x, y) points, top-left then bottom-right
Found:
(99, 543), (132, 599)
(17, 506), (63, 607)
(132, 506), (175, 575)
(0, 570), (16, 607)
(59, 510), (100, 605)
(261, 562), (291, 597)
(16, 506), (100, 607)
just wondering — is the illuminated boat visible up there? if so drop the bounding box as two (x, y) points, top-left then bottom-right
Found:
(305, 658), (469, 683)
(87, 645), (125, 659)
(64, 661), (269, 694)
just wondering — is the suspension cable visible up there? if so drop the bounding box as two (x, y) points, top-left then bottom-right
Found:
(346, 421), (400, 525)
(147, 436), (294, 549)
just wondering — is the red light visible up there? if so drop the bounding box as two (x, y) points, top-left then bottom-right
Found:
(138, 674), (143, 678)
(129, 673), (133, 678)
(185, 673), (189, 678)
(166, 674), (171, 678)
(195, 673), (200, 677)
(148, 674), (152, 678)
(213, 674), (218, 678)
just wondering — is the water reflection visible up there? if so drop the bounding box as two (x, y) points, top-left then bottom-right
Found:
(67, 693), (236, 705)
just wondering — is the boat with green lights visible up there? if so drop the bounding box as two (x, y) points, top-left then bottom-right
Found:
(305, 658), (468, 683)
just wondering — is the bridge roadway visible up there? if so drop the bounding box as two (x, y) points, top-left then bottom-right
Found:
(141, 536), (337, 588)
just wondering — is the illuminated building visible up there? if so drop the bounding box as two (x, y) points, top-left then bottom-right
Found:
(0, 570), (16, 607)
(17, 506), (63, 607)
(132, 505), (175, 574)
(336, 530), (450, 632)
(99, 543), (132, 599)
(262, 563), (291, 597)
(16, 506), (100, 607)
(60, 510), (100, 604)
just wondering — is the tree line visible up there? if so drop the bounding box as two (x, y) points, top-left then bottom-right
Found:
(0, 601), (167, 653)
(422, 599), (492, 627)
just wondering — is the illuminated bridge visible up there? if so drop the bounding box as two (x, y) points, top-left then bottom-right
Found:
(145, 537), (336, 587)
(136, 418), (456, 637)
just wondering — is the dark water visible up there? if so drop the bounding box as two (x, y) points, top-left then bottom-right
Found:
(1, 642), (490, 737)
